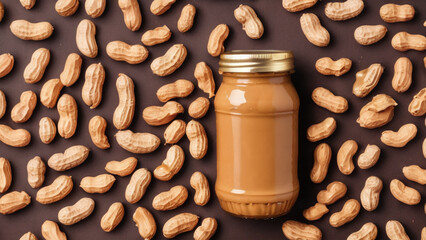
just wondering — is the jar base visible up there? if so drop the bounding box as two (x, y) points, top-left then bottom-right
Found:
(218, 197), (297, 219)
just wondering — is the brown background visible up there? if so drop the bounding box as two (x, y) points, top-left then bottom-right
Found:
(0, 0), (425, 239)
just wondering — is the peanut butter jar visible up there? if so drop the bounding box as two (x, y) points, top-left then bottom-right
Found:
(214, 50), (299, 219)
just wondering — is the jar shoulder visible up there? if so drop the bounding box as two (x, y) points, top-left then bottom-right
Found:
(214, 78), (299, 114)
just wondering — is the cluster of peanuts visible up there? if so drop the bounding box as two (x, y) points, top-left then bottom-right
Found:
(0, 0), (266, 239)
(281, 0), (426, 239)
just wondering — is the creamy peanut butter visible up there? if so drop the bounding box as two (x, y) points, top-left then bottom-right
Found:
(215, 51), (299, 219)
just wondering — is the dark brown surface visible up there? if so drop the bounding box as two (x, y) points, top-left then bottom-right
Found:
(0, 0), (425, 239)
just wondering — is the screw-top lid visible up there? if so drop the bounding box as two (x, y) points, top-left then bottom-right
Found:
(219, 50), (294, 73)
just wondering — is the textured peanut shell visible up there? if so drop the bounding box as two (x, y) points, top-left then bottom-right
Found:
(234, 4), (264, 39)
(329, 199), (360, 227)
(380, 123), (417, 148)
(39, 117), (56, 144)
(391, 32), (426, 52)
(386, 220), (410, 240)
(76, 19), (98, 58)
(20, 0), (36, 9)
(118, 0), (141, 31)
(190, 171), (210, 206)
(106, 41), (148, 64)
(390, 179), (421, 205)
(141, 25), (172, 46)
(164, 120), (186, 144)
(0, 157), (11, 193)
(27, 156), (45, 188)
(178, 4), (196, 32)
(125, 168), (151, 204)
(282, 0), (318, 12)
(55, 0), (79, 16)
(24, 48), (50, 83)
(360, 176), (383, 211)
(156, 79), (194, 103)
(143, 101), (184, 126)
(353, 64), (384, 98)
(300, 13), (330, 47)
(194, 62), (215, 98)
(101, 202), (124, 232)
(302, 203), (329, 221)
(312, 87), (348, 113)
(19, 232), (38, 240)
(88, 115), (110, 149)
(85, 0), (106, 18)
(163, 213), (199, 238)
(41, 220), (67, 240)
(150, 0), (176, 15)
(48, 145), (90, 171)
(36, 175), (73, 204)
(315, 57), (352, 76)
(357, 94), (397, 129)
(60, 53), (82, 87)
(368, 94), (399, 116)
(408, 88), (426, 116)
(423, 138), (426, 159)
(189, 97), (210, 119)
(325, 0), (364, 21)
(115, 130), (160, 154)
(392, 57), (412, 93)
(354, 25), (387, 45)
(0, 53), (14, 78)
(370, 93), (397, 117)
(11, 90), (37, 123)
(154, 145), (185, 181)
(357, 144), (380, 169)
(58, 197), (95, 225)
(41, 150), (71, 174)
(0, 191), (31, 215)
(337, 140), (358, 175)
(307, 117), (336, 142)
(380, 4), (415, 23)
(82, 63), (105, 109)
(282, 220), (322, 240)
(0, 124), (31, 147)
(18, 1), (35, 11)
(40, 78), (63, 108)
(80, 174), (116, 193)
(310, 143), (331, 183)
(0, 90), (5, 119)
(347, 222), (377, 240)
(152, 185), (188, 211)
(207, 24), (229, 57)
(317, 181), (347, 205)
(133, 207), (156, 240)
(113, 73), (135, 130)
(105, 157), (137, 176)
(186, 120), (208, 160)
(10, 20), (53, 40)
(151, 44), (187, 76)
(57, 94), (78, 139)
(193, 218), (218, 240)
(403, 165), (426, 185)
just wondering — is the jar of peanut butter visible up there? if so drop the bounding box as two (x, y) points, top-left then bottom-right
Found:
(214, 50), (299, 219)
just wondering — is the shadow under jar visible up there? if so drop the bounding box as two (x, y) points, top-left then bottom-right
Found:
(214, 50), (299, 219)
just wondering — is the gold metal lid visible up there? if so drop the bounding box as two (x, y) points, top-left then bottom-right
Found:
(219, 50), (294, 73)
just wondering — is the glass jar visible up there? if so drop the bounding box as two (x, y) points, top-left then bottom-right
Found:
(214, 50), (299, 219)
